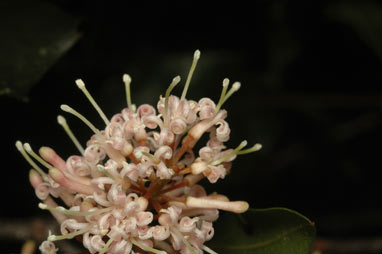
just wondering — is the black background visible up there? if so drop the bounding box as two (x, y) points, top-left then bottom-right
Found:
(1, 0), (381, 252)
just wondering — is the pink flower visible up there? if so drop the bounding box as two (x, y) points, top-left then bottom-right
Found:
(16, 50), (261, 254)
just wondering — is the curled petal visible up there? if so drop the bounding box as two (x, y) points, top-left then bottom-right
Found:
(93, 190), (112, 207)
(61, 219), (88, 235)
(39, 240), (58, 254)
(169, 118), (187, 135)
(72, 193), (87, 206)
(83, 207), (101, 223)
(66, 155), (91, 177)
(124, 202), (139, 216)
(201, 221), (214, 241)
(137, 161), (154, 178)
(84, 145), (106, 165)
(178, 216), (199, 232)
(122, 121), (135, 140)
(189, 100), (199, 113)
(175, 99), (190, 118)
(134, 124), (147, 142)
(105, 122), (124, 139)
(133, 146), (150, 160)
(110, 113), (125, 124)
(35, 182), (51, 200)
(199, 146), (215, 162)
(108, 224), (127, 242)
(170, 231), (182, 251)
(121, 108), (135, 122)
(215, 120), (230, 142)
(124, 216), (137, 233)
(136, 211), (154, 226)
(185, 100), (198, 124)
(104, 159), (119, 178)
(143, 115), (163, 129)
(110, 136), (126, 151)
(207, 138), (224, 153)
(110, 239), (132, 254)
(152, 225), (170, 241)
(158, 128), (174, 146)
(205, 165), (226, 183)
(156, 161), (174, 179)
(156, 96), (165, 115)
(83, 232), (94, 254)
(107, 184), (126, 205)
(198, 98), (216, 120)
(120, 162), (139, 182)
(161, 206), (182, 225)
(138, 225), (153, 240)
(91, 177), (115, 191)
(168, 95), (180, 116)
(126, 193), (139, 203)
(190, 228), (205, 245)
(90, 234), (105, 252)
(188, 109), (227, 141)
(154, 145), (172, 160)
(112, 208), (125, 220)
(137, 104), (156, 118)
(98, 213), (115, 233)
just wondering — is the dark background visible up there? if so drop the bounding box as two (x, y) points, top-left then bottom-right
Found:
(1, 0), (381, 252)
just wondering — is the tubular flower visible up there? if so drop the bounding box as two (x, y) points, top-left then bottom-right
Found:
(16, 50), (261, 254)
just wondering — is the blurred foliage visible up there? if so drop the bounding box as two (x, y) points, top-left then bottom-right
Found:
(325, 1), (382, 60)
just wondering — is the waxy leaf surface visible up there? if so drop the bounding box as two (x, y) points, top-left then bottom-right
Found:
(209, 207), (316, 254)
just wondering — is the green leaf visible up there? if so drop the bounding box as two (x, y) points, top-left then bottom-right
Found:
(325, 1), (382, 60)
(208, 207), (316, 254)
(0, 0), (81, 98)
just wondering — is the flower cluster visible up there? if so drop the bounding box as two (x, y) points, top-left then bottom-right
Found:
(16, 50), (261, 254)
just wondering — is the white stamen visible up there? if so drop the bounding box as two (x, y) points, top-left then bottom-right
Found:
(202, 245), (218, 254)
(38, 202), (114, 217)
(24, 143), (53, 169)
(48, 226), (91, 241)
(60, 105), (99, 134)
(57, 115), (85, 155)
(181, 49), (201, 100)
(131, 238), (167, 254)
(237, 143), (262, 155)
(211, 140), (247, 166)
(75, 79), (110, 125)
(163, 76), (181, 126)
(215, 80), (241, 112)
(123, 74), (136, 112)
(221, 81), (241, 105)
(216, 78), (229, 112)
(15, 141), (48, 180)
(99, 237), (113, 254)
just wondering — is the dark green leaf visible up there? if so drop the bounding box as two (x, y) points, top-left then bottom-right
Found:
(325, 1), (382, 60)
(208, 208), (316, 254)
(0, 0), (81, 98)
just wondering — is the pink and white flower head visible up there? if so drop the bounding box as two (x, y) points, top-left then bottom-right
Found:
(16, 50), (262, 254)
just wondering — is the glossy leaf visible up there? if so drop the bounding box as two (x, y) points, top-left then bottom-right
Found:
(208, 207), (316, 254)
(0, 0), (80, 98)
